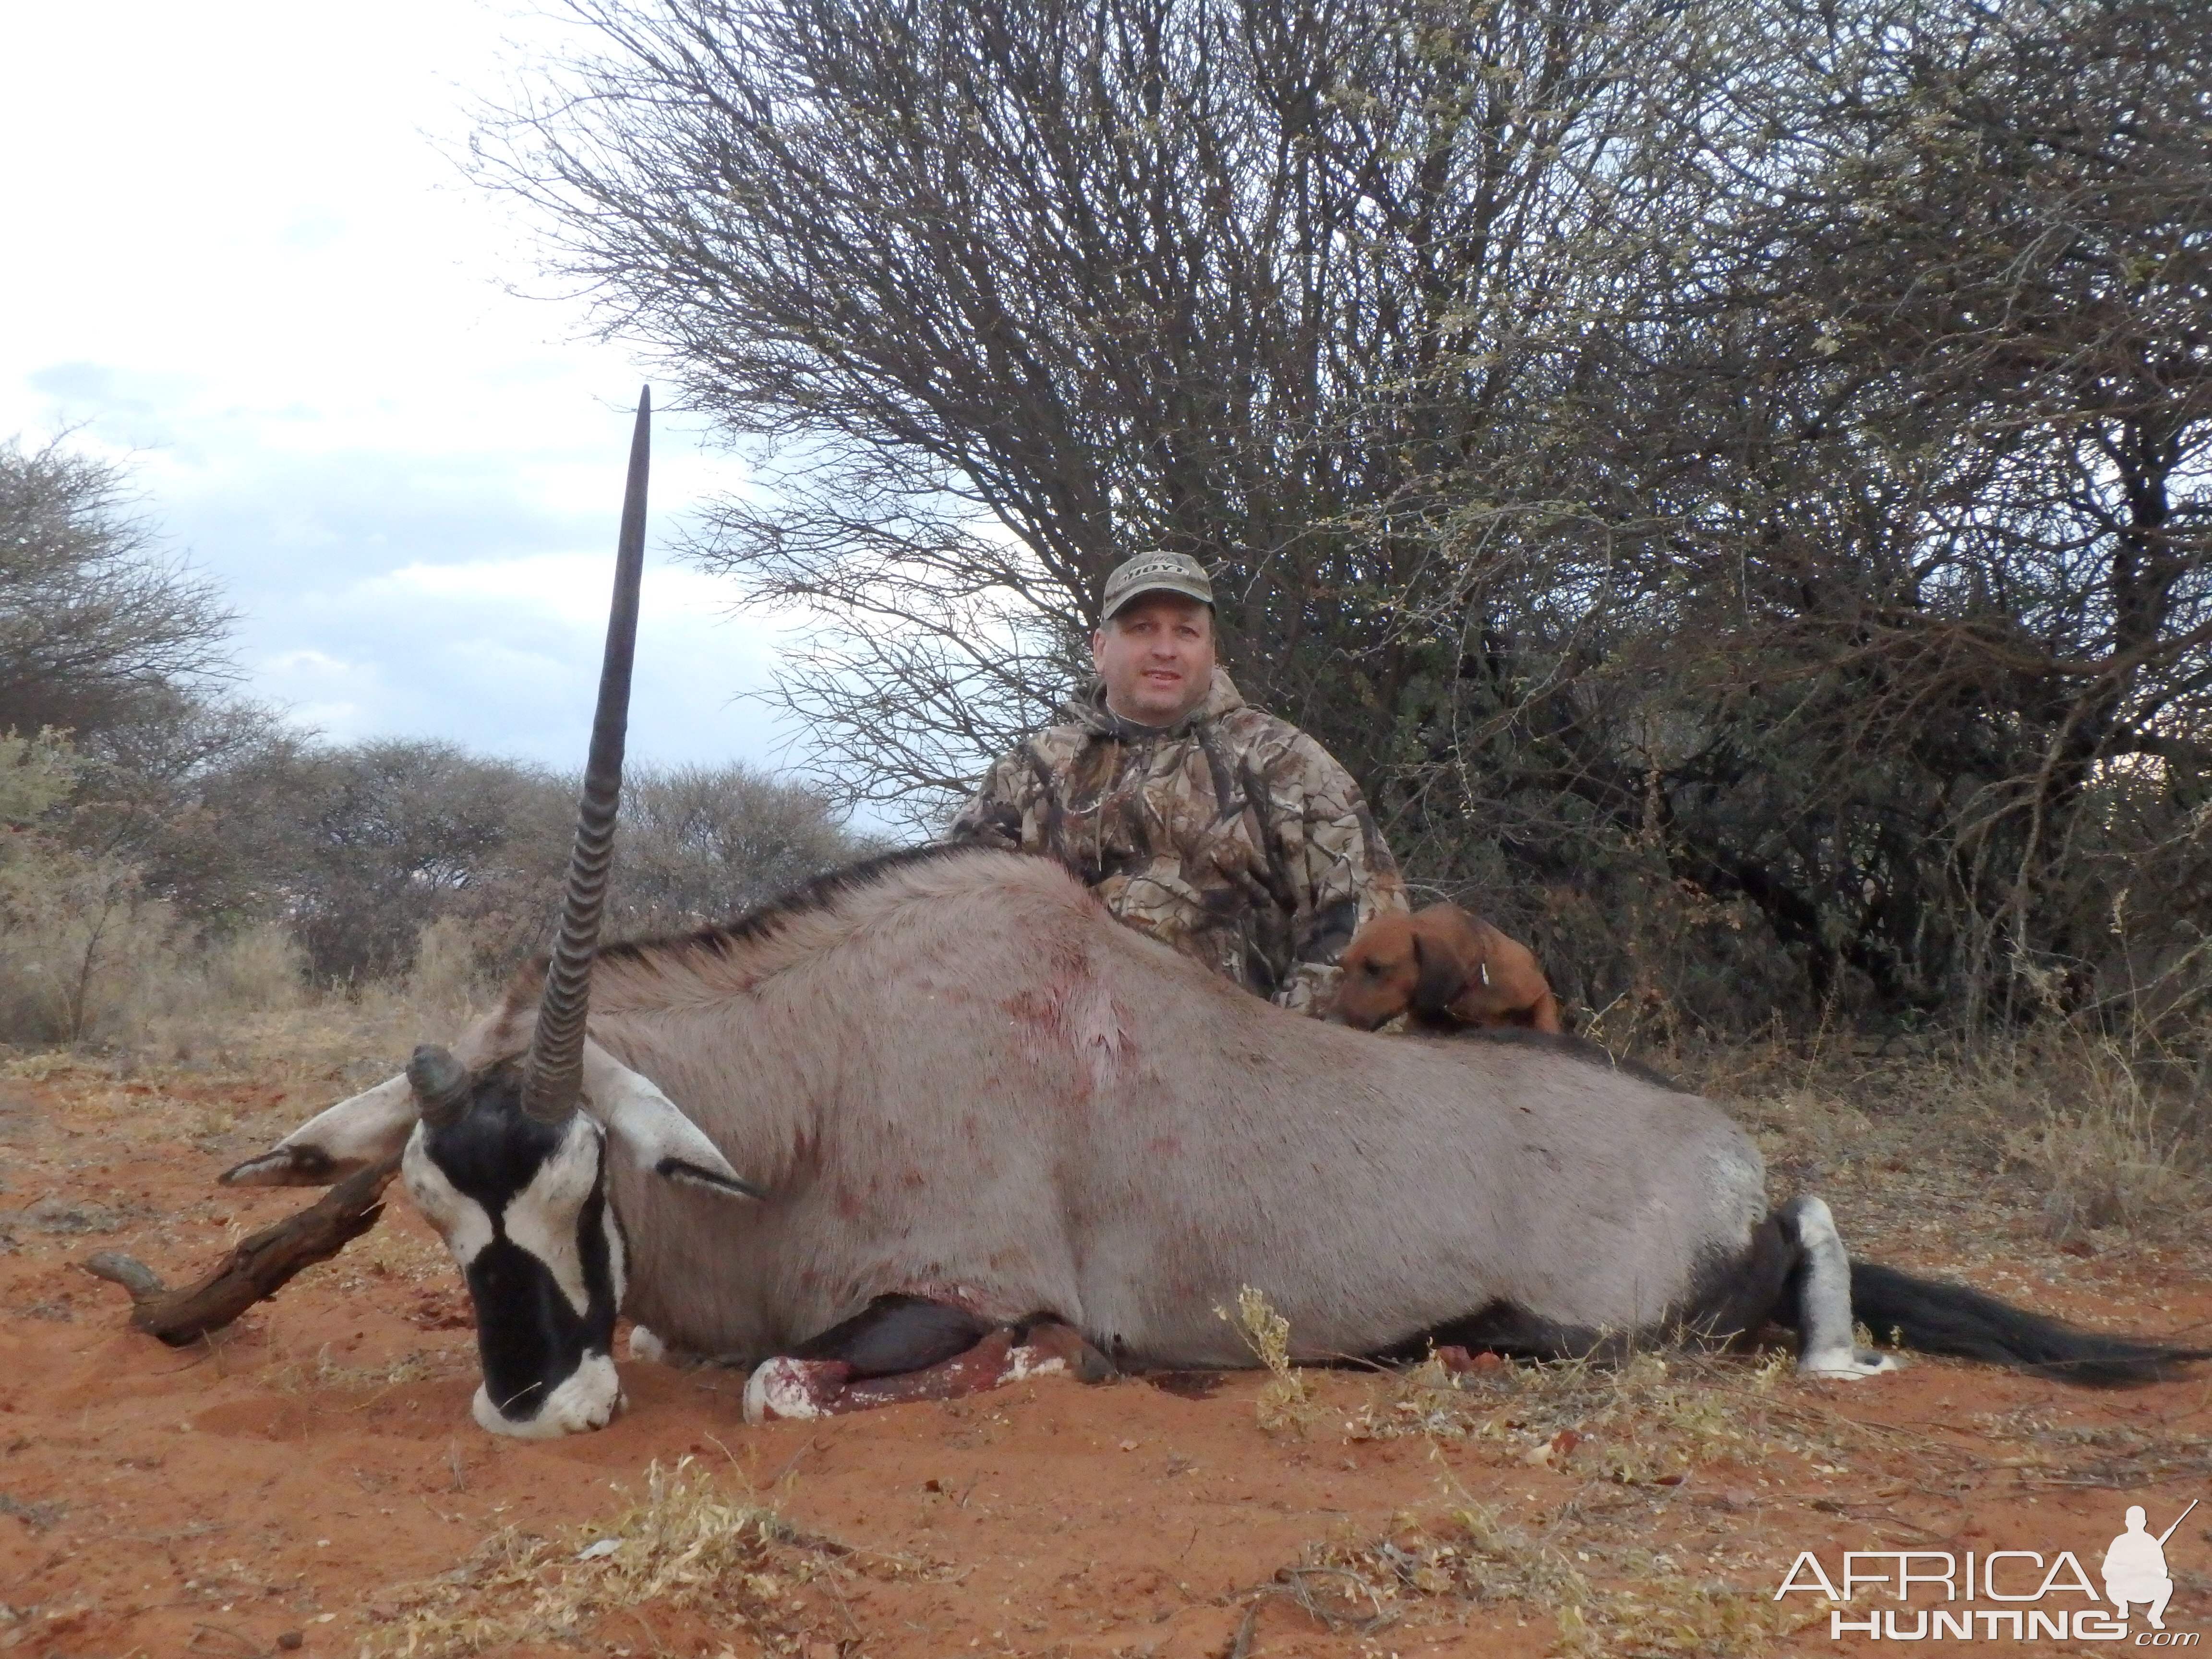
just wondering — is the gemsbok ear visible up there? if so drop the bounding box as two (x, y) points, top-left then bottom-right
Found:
(580, 1043), (766, 1201)
(655, 1158), (768, 1199)
(220, 1073), (420, 1186)
(1410, 919), (1476, 1016)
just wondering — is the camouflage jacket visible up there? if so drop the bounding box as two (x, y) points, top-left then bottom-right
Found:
(947, 672), (1408, 1014)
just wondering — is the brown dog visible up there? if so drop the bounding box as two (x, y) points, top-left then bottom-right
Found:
(1329, 903), (1563, 1034)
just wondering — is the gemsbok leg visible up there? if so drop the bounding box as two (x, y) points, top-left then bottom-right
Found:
(1779, 1195), (1904, 1379)
(742, 1296), (1114, 1422)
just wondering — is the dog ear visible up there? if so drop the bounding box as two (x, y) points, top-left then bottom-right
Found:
(1410, 919), (1474, 1015)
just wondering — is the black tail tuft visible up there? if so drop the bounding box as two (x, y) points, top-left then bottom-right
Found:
(1851, 1262), (2209, 1386)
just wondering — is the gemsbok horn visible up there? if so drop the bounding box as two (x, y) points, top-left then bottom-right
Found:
(521, 386), (651, 1123)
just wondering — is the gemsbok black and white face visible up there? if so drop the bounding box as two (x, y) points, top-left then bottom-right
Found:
(226, 1034), (763, 1438)
(381, 1039), (763, 1437)
(400, 1047), (628, 1436)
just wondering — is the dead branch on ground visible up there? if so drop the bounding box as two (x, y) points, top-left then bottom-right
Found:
(79, 1156), (400, 1345)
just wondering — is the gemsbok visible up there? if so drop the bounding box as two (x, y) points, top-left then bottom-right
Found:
(221, 394), (2208, 1437)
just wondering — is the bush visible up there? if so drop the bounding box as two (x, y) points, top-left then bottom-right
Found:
(608, 763), (889, 934)
(0, 838), (174, 1045)
(0, 732), (160, 1044)
(0, 436), (233, 747)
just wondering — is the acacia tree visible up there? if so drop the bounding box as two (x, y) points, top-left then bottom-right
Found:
(164, 744), (874, 984)
(610, 762), (888, 929)
(479, 0), (1717, 826)
(1615, 0), (2212, 1022)
(0, 439), (294, 1038)
(483, 0), (2212, 1032)
(0, 438), (234, 748)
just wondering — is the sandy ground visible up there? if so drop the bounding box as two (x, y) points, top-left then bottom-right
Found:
(2, 1051), (2209, 1658)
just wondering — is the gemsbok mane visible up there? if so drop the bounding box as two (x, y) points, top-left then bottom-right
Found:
(503, 844), (990, 1018)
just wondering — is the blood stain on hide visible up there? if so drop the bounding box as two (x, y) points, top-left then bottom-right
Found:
(1001, 988), (1056, 1025)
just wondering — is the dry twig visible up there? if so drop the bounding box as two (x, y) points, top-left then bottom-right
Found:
(80, 1156), (399, 1344)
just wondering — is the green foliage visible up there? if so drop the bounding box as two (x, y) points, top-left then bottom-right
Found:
(146, 744), (878, 986)
(0, 730), (79, 828)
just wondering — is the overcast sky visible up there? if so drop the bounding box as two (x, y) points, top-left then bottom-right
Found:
(0, 0), (812, 782)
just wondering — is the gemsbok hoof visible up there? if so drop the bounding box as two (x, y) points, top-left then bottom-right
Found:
(1799, 1347), (1906, 1381)
(744, 1357), (853, 1422)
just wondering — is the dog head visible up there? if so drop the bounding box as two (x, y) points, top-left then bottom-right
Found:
(1329, 909), (1484, 1028)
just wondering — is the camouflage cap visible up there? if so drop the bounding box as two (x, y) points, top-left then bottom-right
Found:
(1101, 551), (1214, 621)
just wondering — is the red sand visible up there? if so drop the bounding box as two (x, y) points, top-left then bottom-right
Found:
(3, 1064), (2207, 1657)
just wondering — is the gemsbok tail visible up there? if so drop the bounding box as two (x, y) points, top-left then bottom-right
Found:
(1851, 1262), (2210, 1386)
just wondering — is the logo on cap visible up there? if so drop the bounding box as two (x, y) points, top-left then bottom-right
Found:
(1101, 551), (1214, 620)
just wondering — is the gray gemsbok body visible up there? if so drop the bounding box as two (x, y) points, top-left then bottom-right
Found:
(218, 393), (2207, 1438)
(229, 841), (2210, 1434)
(272, 848), (1778, 1357)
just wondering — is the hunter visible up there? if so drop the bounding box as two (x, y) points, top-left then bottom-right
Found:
(949, 550), (1408, 1015)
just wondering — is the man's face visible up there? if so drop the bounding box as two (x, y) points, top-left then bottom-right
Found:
(1090, 593), (1216, 727)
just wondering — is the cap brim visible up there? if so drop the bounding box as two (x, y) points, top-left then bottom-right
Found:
(1101, 580), (1214, 621)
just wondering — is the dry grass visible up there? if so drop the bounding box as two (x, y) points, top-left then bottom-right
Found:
(1657, 1027), (2211, 1257)
(1982, 1038), (2208, 1241)
(1962, 1405), (2212, 1491)
(129, 944), (491, 1083)
(1279, 1347), (1886, 1655)
(1256, 1310), (1867, 1653)
(359, 1456), (898, 1658)
(2, 733), (323, 1050)
(258, 1333), (459, 1401)
(1277, 1321), (2212, 1655)
(1571, 1565), (1829, 1658)
(0, 839), (190, 1046)
(0, 897), (494, 1092)
(1218, 1285), (1324, 1434)
(1341, 1348), (1846, 1487)
(1270, 1487), (1828, 1659)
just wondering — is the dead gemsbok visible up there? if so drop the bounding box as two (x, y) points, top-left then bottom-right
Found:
(218, 397), (2206, 1437)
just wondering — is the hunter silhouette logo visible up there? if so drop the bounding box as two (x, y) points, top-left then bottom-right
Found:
(1775, 1497), (2200, 1642)
(2106, 1502), (2196, 1633)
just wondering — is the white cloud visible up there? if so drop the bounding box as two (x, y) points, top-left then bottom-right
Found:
(0, 0), (821, 788)
(252, 552), (802, 770)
